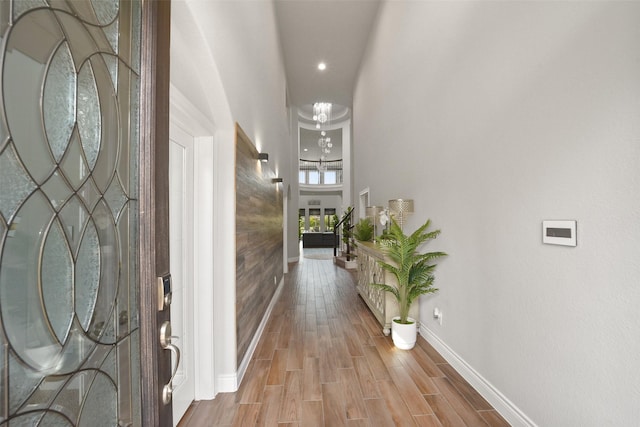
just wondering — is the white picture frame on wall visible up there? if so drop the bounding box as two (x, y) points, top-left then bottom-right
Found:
(542, 220), (577, 246)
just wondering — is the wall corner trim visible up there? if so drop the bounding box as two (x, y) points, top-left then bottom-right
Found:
(420, 326), (538, 427)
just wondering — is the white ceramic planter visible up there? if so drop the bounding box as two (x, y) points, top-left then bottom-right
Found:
(391, 316), (417, 350)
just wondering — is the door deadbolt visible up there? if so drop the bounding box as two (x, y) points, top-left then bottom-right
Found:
(157, 275), (172, 311)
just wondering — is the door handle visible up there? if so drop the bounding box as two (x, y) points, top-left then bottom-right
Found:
(159, 321), (181, 405)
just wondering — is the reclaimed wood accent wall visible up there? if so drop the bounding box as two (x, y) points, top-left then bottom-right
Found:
(235, 123), (284, 367)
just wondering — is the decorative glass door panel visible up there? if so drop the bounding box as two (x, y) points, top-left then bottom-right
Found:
(0, 0), (142, 425)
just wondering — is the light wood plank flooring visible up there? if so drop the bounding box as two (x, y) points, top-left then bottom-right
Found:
(178, 249), (510, 426)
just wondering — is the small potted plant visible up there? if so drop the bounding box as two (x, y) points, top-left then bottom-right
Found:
(353, 217), (374, 243)
(371, 218), (447, 349)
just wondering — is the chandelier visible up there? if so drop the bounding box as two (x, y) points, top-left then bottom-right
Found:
(312, 102), (333, 172)
(318, 130), (332, 155)
(312, 102), (332, 129)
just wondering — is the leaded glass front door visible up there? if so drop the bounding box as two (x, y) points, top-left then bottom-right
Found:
(0, 0), (147, 425)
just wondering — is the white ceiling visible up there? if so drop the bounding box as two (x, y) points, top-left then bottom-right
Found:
(273, 0), (381, 112)
(274, 0), (381, 160)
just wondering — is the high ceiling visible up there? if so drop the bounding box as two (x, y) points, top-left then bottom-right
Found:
(274, 0), (381, 160)
(274, 0), (381, 113)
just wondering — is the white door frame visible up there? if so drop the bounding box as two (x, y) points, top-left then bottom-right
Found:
(169, 124), (195, 424)
(169, 87), (217, 408)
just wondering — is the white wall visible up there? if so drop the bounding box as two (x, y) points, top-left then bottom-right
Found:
(171, 0), (290, 394)
(353, 2), (640, 426)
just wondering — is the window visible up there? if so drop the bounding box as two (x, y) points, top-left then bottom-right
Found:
(308, 208), (321, 232)
(298, 209), (305, 238)
(308, 171), (319, 185)
(299, 171), (305, 184)
(324, 208), (337, 232)
(323, 171), (337, 184)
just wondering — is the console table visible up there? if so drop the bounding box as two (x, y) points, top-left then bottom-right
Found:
(355, 241), (419, 335)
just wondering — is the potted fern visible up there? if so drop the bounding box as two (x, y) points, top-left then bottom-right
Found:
(353, 217), (374, 242)
(372, 218), (447, 349)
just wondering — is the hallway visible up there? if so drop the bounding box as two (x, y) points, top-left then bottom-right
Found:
(178, 249), (510, 426)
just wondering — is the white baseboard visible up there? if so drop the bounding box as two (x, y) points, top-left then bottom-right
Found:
(288, 256), (299, 263)
(420, 325), (537, 427)
(216, 374), (237, 394)
(235, 277), (285, 387)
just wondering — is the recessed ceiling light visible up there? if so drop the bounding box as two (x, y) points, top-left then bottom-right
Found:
(303, 148), (308, 152)
(318, 62), (326, 71)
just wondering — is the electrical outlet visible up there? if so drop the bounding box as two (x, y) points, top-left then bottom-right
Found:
(433, 307), (443, 325)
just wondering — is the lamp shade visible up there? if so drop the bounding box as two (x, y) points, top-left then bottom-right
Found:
(365, 206), (383, 219)
(388, 199), (414, 228)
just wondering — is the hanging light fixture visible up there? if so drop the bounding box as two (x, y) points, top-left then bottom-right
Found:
(313, 102), (333, 168)
(312, 102), (332, 131)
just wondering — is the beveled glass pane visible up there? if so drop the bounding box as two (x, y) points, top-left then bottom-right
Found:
(102, 53), (119, 93)
(128, 73), (140, 195)
(41, 169), (74, 212)
(55, 321), (94, 374)
(91, 0), (119, 25)
(90, 56), (119, 193)
(130, 330), (141, 426)
(6, 412), (47, 426)
(1, 192), (62, 372)
(39, 411), (73, 426)
(58, 195), (89, 253)
(42, 220), (74, 343)
(131, 0), (141, 73)
(77, 62), (101, 170)
(4, 9), (61, 184)
(117, 337), (131, 421)
(76, 219), (100, 331)
(0, 143), (36, 219)
(104, 176), (127, 220)
(77, 372), (117, 427)
(80, 343), (110, 372)
(11, 0), (46, 21)
(124, 203), (139, 331)
(78, 178), (101, 212)
(117, 203), (132, 338)
(59, 130), (89, 191)
(102, 347), (117, 381)
(22, 375), (67, 410)
(98, 314), (117, 344)
(8, 351), (41, 413)
(103, 19), (119, 54)
(55, 11), (98, 71)
(1, 0), (142, 422)
(44, 41), (76, 162)
(86, 201), (118, 343)
(51, 371), (93, 423)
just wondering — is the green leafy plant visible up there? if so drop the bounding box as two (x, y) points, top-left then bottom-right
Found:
(353, 218), (374, 242)
(371, 218), (447, 324)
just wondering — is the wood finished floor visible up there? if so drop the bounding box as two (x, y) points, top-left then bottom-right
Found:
(178, 249), (510, 427)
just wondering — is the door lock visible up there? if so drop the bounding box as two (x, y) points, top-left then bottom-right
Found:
(157, 275), (172, 311)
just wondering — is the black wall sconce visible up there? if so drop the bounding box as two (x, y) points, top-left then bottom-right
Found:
(272, 178), (283, 183)
(258, 153), (269, 162)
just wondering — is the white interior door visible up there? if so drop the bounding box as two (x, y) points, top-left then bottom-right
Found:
(169, 124), (196, 425)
